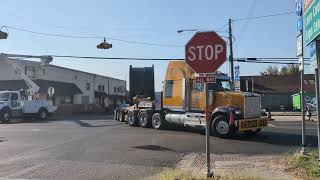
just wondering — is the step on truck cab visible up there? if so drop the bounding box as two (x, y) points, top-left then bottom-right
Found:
(117, 61), (268, 138)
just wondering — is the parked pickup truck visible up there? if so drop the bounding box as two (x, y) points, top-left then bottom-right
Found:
(0, 90), (57, 123)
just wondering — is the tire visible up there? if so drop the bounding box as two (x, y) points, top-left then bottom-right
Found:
(138, 110), (152, 128)
(38, 108), (48, 120)
(127, 111), (138, 126)
(1, 108), (11, 123)
(244, 128), (261, 135)
(152, 113), (165, 129)
(211, 115), (235, 138)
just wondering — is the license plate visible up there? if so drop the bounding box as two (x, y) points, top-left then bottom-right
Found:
(239, 118), (268, 131)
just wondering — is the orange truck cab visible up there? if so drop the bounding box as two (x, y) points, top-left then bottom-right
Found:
(117, 61), (268, 138)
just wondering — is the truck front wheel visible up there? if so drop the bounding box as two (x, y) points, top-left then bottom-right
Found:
(1, 109), (11, 123)
(138, 110), (151, 128)
(38, 108), (48, 120)
(211, 115), (235, 138)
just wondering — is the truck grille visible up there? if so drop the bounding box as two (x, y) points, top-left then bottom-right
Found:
(244, 95), (261, 118)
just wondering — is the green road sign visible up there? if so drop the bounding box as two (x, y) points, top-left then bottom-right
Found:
(304, 0), (320, 45)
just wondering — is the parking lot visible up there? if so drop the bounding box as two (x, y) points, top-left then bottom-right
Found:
(0, 114), (318, 179)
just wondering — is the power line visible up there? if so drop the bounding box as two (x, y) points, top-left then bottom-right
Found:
(235, 60), (310, 65)
(4, 26), (183, 47)
(237, 0), (257, 45)
(232, 11), (295, 22)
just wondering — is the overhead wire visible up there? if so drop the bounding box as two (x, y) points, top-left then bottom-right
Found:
(237, 0), (257, 46)
(232, 11), (295, 22)
(3, 25), (184, 47)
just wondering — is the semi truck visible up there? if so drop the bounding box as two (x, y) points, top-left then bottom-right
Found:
(115, 61), (268, 138)
(0, 54), (57, 123)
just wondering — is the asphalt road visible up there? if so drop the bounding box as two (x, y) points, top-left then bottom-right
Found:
(0, 114), (318, 180)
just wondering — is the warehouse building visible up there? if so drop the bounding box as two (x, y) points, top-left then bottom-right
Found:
(0, 58), (126, 113)
(240, 74), (315, 111)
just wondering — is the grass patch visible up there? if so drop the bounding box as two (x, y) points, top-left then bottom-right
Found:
(156, 169), (263, 180)
(284, 151), (320, 179)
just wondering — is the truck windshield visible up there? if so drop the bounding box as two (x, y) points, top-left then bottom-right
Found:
(0, 92), (10, 101)
(208, 81), (231, 91)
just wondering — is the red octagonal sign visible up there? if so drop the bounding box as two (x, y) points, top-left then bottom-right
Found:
(185, 31), (227, 74)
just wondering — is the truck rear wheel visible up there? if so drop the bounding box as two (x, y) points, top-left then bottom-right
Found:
(152, 113), (165, 129)
(1, 109), (11, 123)
(211, 115), (235, 138)
(127, 111), (138, 126)
(38, 108), (48, 120)
(138, 110), (151, 128)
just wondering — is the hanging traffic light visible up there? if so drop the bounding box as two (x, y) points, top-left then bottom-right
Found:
(97, 38), (112, 49)
(0, 26), (8, 39)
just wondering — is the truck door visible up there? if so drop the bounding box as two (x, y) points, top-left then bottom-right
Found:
(189, 80), (205, 111)
(163, 80), (184, 110)
(10, 92), (21, 116)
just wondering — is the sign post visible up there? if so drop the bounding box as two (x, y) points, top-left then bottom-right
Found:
(297, 0), (307, 154)
(185, 31), (227, 177)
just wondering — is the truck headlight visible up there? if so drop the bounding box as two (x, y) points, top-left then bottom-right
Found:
(234, 110), (242, 115)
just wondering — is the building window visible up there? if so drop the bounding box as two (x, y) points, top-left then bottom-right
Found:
(114, 87), (117, 93)
(98, 85), (101, 91)
(165, 80), (173, 98)
(59, 96), (72, 104)
(25, 66), (36, 78)
(75, 75), (78, 80)
(102, 85), (105, 92)
(43, 69), (45, 75)
(86, 83), (90, 91)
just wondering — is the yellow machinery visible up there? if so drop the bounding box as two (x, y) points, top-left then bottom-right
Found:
(117, 61), (268, 138)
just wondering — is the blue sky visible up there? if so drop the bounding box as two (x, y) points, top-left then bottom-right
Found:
(0, 0), (306, 90)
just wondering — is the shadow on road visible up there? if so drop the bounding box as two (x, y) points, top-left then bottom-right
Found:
(233, 131), (318, 148)
(72, 119), (121, 128)
(153, 125), (318, 148)
(133, 145), (176, 152)
(4, 114), (122, 128)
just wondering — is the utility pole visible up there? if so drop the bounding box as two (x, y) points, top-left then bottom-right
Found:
(228, 19), (234, 90)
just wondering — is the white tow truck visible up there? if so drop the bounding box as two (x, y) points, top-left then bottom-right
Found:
(0, 53), (57, 123)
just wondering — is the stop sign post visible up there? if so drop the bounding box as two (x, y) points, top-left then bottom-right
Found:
(185, 31), (227, 178)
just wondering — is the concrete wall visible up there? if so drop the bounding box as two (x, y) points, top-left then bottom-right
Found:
(0, 58), (126, 107)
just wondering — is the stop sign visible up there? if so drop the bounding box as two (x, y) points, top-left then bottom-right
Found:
(185, 31), (227, 74)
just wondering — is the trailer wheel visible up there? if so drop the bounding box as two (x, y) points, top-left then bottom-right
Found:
(152, 113), (165, 129)
(211, 115), (235, 138)
(138, 110), (151, 128)
(1, 108), (11, 123)
(127, 111), (138, 126)
(38, 108), (48, 120)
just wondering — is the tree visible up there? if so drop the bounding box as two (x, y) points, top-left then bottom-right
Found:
(260, 64), (300, 76)
(260, 66), (279, 76)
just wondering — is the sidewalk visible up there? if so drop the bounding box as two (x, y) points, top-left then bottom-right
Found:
(170, 153), (296, 180)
